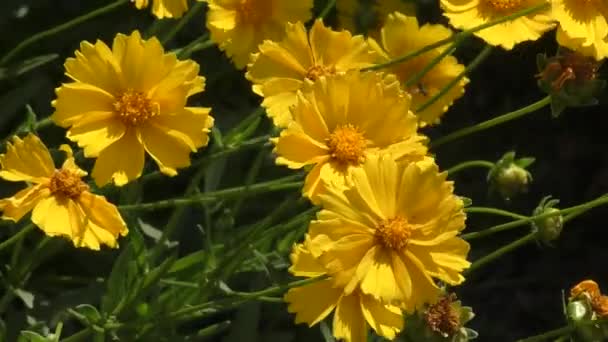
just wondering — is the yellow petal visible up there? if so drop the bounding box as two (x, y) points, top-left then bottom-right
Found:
(0, 184), (50, 222)
(77, 191), (128, 239)
(51, 82), (115, 127)
(401, 250), (441, 311)
(91, 129), (144, 187)
(59, 144), (87, 177)
(274, 125), (329, 169)
(284, 278), (341, 326)
(333, 293), (367, 342)
(407, 238), (470, 285)
(66, 117), (126, 158)
(288, 242), (327, 277)
(360, 293), (403, 340)
(358, 246), (403, 303)
(31, 196), (82, 242)
(149, 107), (213, 151)
(138, 122), (193, 176)
(0, 134), (55, 182)
(150, 0), (189, 19)
(64, 40), (122, 94)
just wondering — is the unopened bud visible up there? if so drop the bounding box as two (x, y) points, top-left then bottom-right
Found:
(535, 208), (563, 243)
(495, 164), (531, 200)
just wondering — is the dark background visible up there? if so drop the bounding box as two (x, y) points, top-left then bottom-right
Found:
(1, 0), (607, 341)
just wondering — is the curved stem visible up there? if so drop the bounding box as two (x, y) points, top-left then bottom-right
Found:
(447, 160), (494, 175)
(516, 325), (575, 342)
(0, 224), (35, 253)
(0, 0), (129, 65)
(161, 1), (205, 45)
(119, 176), (303, 211)
(416, 45), (493, 113)
(465, 207), (528, 220)
(319, 0), (337, 19)
(465, 233), (536, 275)
(431, 96), (551, 149)
(361, 3), (549, 72)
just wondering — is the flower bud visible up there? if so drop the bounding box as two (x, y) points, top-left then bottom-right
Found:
(495, 164), (531, 200)
(531, 196), (563, 244)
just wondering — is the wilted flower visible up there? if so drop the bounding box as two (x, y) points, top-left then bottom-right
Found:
(52, 31), (213, 187)
(0, 134), (128, 250)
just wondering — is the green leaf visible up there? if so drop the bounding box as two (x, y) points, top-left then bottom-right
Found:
(17, 331), (49, 342)
(0, 54), (58, 81)
(74, 304), (101, 323)
(515, 157), (535, 168)
(460, 196), (473, 207)
(319, 321), (335, 342)
(14, 288), (34, 309)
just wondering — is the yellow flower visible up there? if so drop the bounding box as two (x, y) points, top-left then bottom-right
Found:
(556, 27), (608, 61)
(440, 0), (554, 50)
(285, 242), (403, 342)
(0, 134), (128, 250)
(132, 0), (189, 19)
(52, 31), (213, 187)
(272, 71), (427, 202)
(371, 13), (468, 126)
(336, 0), (416, 35)
(246, 20), (378, 127)
(204, 0), (313, 69)
(308, 154), (470, 310)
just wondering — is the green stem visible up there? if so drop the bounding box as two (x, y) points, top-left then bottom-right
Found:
(465, 233), (536, 275)
(168, 275), (326, 320)
(362, 3), (549, 72)
(430, 96), (551, 149)
(161, 2), (205, 45)
(462, 193), (608, 240)
(404, 41), (460, 88)
(516, 325), (575, 342)
(465, 207), (528, 220)
(416, 45), (493, 113)
(447, 160), (494, 175)
(33, 117), (53, 131)
(59, 328), (92, 342)
(119, 176), (303, 211)
(176, 35), (213, 59)
(0, 224), (35, 253)
(0, 0), (129, 65)
(140, 135), (269, 183)
(319, 0), (337, 19)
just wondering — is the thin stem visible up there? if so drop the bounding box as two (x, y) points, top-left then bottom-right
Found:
(33, 117), (53, 131)
(0, 224), (35, 253)
(59, 328), (92, 342)
(319, 0), (337, 19)
(362, 3), (549, 72)
(119, 176), (303, 211)
(404, 42), (460, 88)
(462, 193), (608, 240)
(447, 160), (494, 175)
(465, 233), (536, 275)
(0, 0), (129, 65)
(416, 45), (493, 113)
(176, 34), (212, 59)
(430, 96), (551, 149)
(465, 207), (528, 220)
(516, 325), (575, 342)
(161, 2), (205, 45)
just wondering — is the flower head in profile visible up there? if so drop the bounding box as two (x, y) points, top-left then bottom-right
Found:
(371, 13), (468, 126)
(308, 154), (470, 310)
(272, 71), (427, 202)
(285, 242), (403, 342)
(440, 0), (554, 50)
(247, 20), (378, 127)
(132, 0), (189, 19)
(205, 0), (313, 69)
(336, 0), (416, 36)
(0, 134), (128, 250)
(552, 0), (608, 60)
(52, 31), (213, 187)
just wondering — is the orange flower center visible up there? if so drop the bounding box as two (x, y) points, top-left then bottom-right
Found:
(237, 0), (270, 24)
(305, 65), (336, 81)
(326, 124), (367, 165)
(49, 169), (89, 199)
(484, 0), (524, 11)
(376, 216), (412, 250)
(113, 90), (158, 125)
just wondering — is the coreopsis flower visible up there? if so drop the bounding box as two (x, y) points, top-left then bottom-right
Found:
(285, 242), (403, 342)
(336, 0), (415, 36)
(0, 134), (128, 250)
(132, 0), (189, 19)
(52, 31), (213, 187)
(272, 71), (427, 202)
(246, 20), (378, 127)
(371, 13), (467, 126)
(552, 1), (608, 60)
(205, 0), (313, 69)
(569, 280), (608, 319)
(308, 154), (470, 311)
(440, 0), (554, 50)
